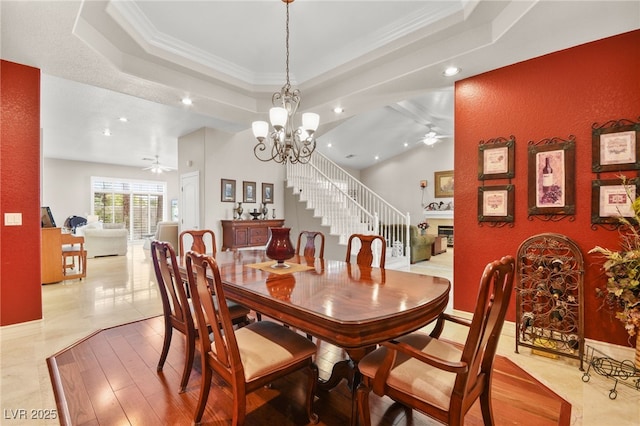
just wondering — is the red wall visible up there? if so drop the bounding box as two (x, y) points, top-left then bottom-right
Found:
(454, 30), (640, 346)
(1, 60), (42, 325)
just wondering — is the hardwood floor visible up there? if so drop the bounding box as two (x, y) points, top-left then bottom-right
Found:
(48, 315), (570, 426)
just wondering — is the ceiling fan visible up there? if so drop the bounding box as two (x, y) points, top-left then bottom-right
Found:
(142, 155), (174, 173)
(419, 130), (451, 146)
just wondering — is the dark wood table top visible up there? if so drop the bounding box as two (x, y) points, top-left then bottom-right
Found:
(181, 249), (450, 350)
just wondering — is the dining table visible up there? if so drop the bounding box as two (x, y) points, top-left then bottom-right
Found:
(178, 249), (450, 425)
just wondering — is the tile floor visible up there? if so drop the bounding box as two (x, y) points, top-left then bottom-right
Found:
(1, 243), (638, 425)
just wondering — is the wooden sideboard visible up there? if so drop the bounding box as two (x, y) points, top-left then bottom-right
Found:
(221, 219), (285, 251)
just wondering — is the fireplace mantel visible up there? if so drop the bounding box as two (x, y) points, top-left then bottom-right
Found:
(424, 210), (453, 220)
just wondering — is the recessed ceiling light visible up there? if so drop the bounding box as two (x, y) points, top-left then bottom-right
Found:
(374, 155), (379, 161)
(333, 107), (344, 114)
(118, 117), (128, 123)
(443, 66), (461, 77)
(327, 143), (332, 148)
(181, 97), (193, 106)
(103, 129), (111, 136)
(403, 142), (409, 147)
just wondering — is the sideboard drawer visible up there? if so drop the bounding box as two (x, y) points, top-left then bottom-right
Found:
(249, 227), (268, 245)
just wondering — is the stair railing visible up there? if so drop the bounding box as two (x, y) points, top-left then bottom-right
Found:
(287, 151), (410, 265)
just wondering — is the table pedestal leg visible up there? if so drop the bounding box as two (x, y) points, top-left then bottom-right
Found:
(317, 346), (374, 426)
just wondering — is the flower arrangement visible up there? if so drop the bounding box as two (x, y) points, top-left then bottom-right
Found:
(589, 180), (640, 337)
(417, 221), (430, 231)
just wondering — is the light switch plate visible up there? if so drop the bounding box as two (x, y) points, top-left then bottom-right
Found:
(4, 213), (22, 226)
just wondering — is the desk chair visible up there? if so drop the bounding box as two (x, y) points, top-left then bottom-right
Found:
(356, 256), (516, 426)
(151, 240), (251, 393)
(296, 230), (325, 259)
(345, 234), (386, 268)
(61, 234), (87, 280)
(185, 251), (319, 425)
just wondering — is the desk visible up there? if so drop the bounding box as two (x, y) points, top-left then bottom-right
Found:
(179, 250), (450, 425)
(42, 228), (87, 283)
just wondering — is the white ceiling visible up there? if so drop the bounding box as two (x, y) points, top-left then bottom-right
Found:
(2, 1), (638, 170)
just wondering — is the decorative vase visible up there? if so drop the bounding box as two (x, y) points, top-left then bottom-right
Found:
(272, 208), (276, 219)
(265, 227), (295, 268)
(235, 202), (243, 220)
(261, 203), (269, 219)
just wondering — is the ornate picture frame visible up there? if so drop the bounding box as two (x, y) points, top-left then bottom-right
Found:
(434, 170), (454, 198)
(262, 183), (274, 204)
(478, 136), (515, 180)
(243, 181), (256, 203)
(591, 177), (640, 225)
(221, 179), (236, 202)
(527, 136), (576, 217)
(478, 185), (514, 222)
(592, 117), (640, 172)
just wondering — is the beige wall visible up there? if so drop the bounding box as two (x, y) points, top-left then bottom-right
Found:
(178, 127), (286, 249)
(360, 140), (454, 226)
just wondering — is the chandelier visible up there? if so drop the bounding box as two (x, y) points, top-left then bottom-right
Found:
(252, 0), (319, 164)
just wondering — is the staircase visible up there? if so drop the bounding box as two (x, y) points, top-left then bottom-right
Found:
(286, 152), (410, 267)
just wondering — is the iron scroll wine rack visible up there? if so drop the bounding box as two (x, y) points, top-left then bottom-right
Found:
(516, 233), (584, 369)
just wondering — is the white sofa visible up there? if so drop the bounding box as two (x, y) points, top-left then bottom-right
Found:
(76, 222), (128, 258)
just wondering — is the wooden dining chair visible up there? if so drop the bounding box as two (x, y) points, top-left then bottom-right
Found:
(296, 230), (325, 259)
(345, 234), (387, 268)
(184, 251), (320, 425)
(151, 240), (251, 393)
(356, 255), (516, 426)
(150, 240), (196, 393)
(179, 229), (216, 259)
(179, 229), (252, 325)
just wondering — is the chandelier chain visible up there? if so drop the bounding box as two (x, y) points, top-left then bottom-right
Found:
(284, 1), (291, 91)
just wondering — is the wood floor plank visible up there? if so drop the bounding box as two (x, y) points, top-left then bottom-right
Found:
(48, 316), (571, 426)
(79, 362), (129, 426)
(57, 358), (97, 425)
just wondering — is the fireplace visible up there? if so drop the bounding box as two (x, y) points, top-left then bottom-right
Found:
(438, 225), (454, 247)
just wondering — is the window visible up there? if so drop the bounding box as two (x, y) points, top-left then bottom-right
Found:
(91, 177), (167, 240)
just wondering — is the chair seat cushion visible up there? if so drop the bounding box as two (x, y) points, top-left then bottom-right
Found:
(358, 332), (461, 411)
(227, 321), (317, 381)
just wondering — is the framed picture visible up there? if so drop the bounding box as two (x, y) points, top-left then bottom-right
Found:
(478, 136), (515, 180)
(591, 177), (640, 225)
(434, 170), (454, 198)
(478, 185), (514, 222)
(243, 181), (257, 203)
(592, 118), (640, 172)
(262, 183), (274, 204)
(221, 179), (236, 202)
(527, 137), (575, 216)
